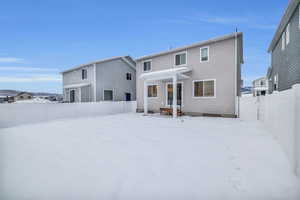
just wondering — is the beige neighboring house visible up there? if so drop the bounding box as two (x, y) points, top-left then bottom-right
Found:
(252, 77), (269, 96)
(136, 32), (243, 118)
(14, 92), (33, 101)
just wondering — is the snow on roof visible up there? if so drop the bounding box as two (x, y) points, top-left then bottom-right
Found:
(63, 83), (91, 89)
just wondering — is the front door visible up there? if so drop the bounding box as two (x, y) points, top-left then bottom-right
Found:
(166, 83), (182, 106)
(125, 93), (131, 101)
(70, 90), (75, 103)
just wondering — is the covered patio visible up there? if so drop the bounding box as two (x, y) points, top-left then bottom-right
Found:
(63, 83), (91, 103)
(139, 67), (191, 118)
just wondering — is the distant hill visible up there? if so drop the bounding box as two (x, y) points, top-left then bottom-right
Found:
(0, 90), (62, 97)
(241, 87), (252, 94)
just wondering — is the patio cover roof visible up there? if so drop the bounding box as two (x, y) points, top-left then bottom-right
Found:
(139, 67), (191, 81)
(63, 83), (91, 89)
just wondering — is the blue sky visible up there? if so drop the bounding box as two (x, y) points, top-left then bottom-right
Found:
(0, 0), (287, 93)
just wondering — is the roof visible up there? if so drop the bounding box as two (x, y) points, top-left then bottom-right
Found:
(268, 0), (300, 52)
(60, 56), (136, 74)
(63, 83), (91, 89)
(136, 32), (243, 61)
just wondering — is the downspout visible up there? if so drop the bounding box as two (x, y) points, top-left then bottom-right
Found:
(234, 31), (239, 117)
(94, 64), (97, 102)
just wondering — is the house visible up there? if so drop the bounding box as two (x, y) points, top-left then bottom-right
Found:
(268, 0), (300, 93)
(61, 56), (136, 103)
(14, 92), (33, 101)
(136, 32), (243, 117)
(252, 77), (268, 96)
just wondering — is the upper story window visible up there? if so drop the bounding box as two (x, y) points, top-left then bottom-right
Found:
(193, 80), (215, 98)
(200, 47), (209, 62)
(286, 23), (290, 45)
(82, 69), (87, 80)
(126, 73), (132, 80)
(143, 60), (151, 72)
(148, 85), (158, 98)
(281, 32), (286, 51)
(174, 52), (187, 66)
(260, 80), (265, 86)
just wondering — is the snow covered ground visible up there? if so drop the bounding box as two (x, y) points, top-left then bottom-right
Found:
(0, 113), (299, 200)
(13, 97), (55, 104)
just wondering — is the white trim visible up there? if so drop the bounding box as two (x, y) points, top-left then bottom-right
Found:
(121, 57), (136, 70)
(286, 23), (290, 45)
(234, 32), (238, 117)
(192, 79), (217, 99)
(63, 82), (91, 89)
(103, 89), (114, 101)
(299, 6), (300, 29)
(143, 59), (152, 72)
(147, 84), (159, 99)
(200, 46), (210, 63)
(282, 32), (286, 51)
(174, 51), (188, 67)
(165, 81), (184, 106)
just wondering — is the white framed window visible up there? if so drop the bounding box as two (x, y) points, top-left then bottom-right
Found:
(103, 90), (113, 101)
(126, 73), (132, 80)
(148, 85), (158, 98)
(174, 51), (187, 66)
(281, 32), (286, 51)
(193, 79), (216, 98)
(200, 46), (209, 62)
(81, 69), (87, 80)
(286, 23), (290, 45)
(143, 60), (152, 72)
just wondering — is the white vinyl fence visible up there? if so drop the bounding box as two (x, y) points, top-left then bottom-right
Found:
(240, 84), (300, 176)
(0, 101), (137, 128)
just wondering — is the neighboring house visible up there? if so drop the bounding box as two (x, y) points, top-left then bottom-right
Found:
(61, 56), (136, 103)
(14, 92), (33, 101)
(268, 0), (300, 93)
(136, 32), (243, 117)
(252, 77), (268, 96)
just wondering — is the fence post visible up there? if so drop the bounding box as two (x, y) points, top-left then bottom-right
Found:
(293, 84), (300, 176)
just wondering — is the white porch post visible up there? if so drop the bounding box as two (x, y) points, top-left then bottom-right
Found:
(144, 81), (148, 115)
(172, 75), (177, 118)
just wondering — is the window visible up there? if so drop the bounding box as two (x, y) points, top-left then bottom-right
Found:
(148, 85), (158, 98)
(82, 69), (87, 80)
(104, 90), (113, 101)
(143, 61), (151, 72)
(193, 80), (215, 97)
(126, 73), (132, 80)
(175, 52), (187, 66)
(200, 47), (209, 62)
(286, 23), (290, 45)
(260, 80), (265, 86)
(282, 32), (286, 51)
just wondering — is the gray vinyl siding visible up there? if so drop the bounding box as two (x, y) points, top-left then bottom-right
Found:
(62, 58), (136, 102)
(270, 5), (300, 92)
(95, 59), (136, 101)
(62, 65), (95, 101)
(136, 35), (242, 116)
